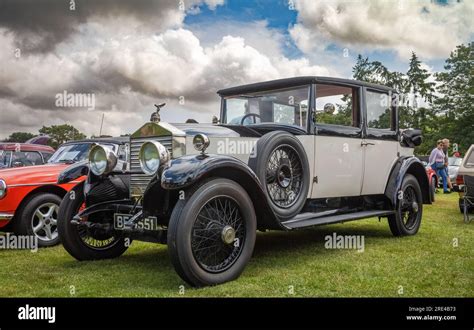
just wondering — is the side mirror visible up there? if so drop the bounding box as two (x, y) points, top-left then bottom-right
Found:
(400, 129), (422, 147)
(12, 161), (24, 167)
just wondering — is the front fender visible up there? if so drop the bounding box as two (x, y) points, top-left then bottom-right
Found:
(385, 156), (431, 207)
(161, 154), (259, 190)
(58, 160), (89, 184)
(144, 154), (284, 231)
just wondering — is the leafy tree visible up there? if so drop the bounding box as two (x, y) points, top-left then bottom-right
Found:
(39, 124), (86, 148)
(352, 55), (406, 90)
(434, 43), (474, 155)
(352, 55), (374, 82)
(4, 132), (35, 143)
(368, 109), (391, 129)
(406, 52), (436, 106)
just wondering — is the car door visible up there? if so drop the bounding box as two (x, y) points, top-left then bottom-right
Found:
(312, 83), (364, 198)
(361, 88), (399, 195)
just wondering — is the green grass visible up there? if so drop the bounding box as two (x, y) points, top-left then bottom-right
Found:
(0, 193), (472, 297)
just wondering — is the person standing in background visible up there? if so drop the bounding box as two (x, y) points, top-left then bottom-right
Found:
(442, 138), (453, 191)
(429, 140), (451, 194)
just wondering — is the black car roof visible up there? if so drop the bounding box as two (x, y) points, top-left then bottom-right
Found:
(217, 76), (397, 96)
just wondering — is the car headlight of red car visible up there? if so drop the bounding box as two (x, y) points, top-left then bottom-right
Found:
(0, 179), (6, 199)
(89, 145), (117, 176)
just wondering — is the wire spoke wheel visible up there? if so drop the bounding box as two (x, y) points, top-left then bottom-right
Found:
(59, 183), (131, 260)
(76, 205), (119, 250)
(191, 196), (246, 273)
(265, 145), (303, 208)
(248, 131), (310, 221)
(168, 178), (256, 287)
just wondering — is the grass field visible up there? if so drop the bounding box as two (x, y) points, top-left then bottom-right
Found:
(0, 193), (472, 297)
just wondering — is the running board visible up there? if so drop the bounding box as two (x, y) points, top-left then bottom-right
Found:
(282, 210), (395, 230)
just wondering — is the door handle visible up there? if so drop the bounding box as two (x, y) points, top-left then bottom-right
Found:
(361, 141), (375, 146)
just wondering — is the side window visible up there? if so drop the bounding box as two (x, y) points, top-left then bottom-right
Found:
(42, 152), (53, 162)
(366, 90), (393, 130)
(315, 84), (359, 127)
(11, 151), (43, 167)
(0, 151), (11, 168)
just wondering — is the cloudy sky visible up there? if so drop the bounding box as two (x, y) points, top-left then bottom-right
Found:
(0, 0), (472, 139)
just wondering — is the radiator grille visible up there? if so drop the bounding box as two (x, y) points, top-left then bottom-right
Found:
(130, 136), (172, 198)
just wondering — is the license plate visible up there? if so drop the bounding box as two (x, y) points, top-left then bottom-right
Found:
(114, 213), (159, 231)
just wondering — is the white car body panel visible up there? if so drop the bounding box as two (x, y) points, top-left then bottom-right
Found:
(458, 144), (474, 176)
(178, 130), (409, 199)
(311, 136), (364, 198)
(296, 135), (315, 198)
(398, 145), (414, 157)
(361, 139), (399, 195)
(185, 136), (259, 163)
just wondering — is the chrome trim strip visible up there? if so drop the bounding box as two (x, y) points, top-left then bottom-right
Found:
(9, 180), (83, 188)
(0, 213), (14, 220)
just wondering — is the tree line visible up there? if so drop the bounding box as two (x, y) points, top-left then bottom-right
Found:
(3, 125), (86, 149)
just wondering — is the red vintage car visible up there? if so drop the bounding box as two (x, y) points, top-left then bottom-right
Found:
(0, 143), (55, 168)
(418, 159), (438, 202)
(426, 166), (438, 202)
(0, 138), (128, 247)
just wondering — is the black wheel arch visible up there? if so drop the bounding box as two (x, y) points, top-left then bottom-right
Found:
(16, 184), (68, 213)
(10, 184), (68, 227)
(385, 156), (431, 208)
(57, 160), (89, 184)
(143, 154), (284, 231)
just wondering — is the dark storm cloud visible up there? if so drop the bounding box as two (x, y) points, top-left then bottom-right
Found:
(0, 0), (183, 52)
(0, 0), (330, 140)
(0, 85), (15, 98)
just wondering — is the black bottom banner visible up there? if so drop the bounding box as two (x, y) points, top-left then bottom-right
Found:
(0, 297), (471, 329)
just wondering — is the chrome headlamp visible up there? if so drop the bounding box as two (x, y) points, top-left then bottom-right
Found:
(193, 134), (210, 153)
(0, 179), (7, 199)
(89, 145), (117, 176)
(139, 141), (170, 175)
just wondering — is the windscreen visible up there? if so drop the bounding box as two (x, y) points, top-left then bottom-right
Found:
(223, 86), (310, 128)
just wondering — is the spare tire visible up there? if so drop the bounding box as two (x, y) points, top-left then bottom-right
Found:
(248, 131), (310, 221)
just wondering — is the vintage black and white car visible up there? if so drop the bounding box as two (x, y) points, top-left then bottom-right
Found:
(58, 76), (429, 287)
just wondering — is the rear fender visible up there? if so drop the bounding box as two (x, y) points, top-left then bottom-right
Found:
(385, 156), (431, 207)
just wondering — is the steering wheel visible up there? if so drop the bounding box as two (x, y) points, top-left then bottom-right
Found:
(240, 113), (261, 125)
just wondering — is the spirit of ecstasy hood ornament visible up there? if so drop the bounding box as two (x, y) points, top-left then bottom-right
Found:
(150, 103), (166, 123)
